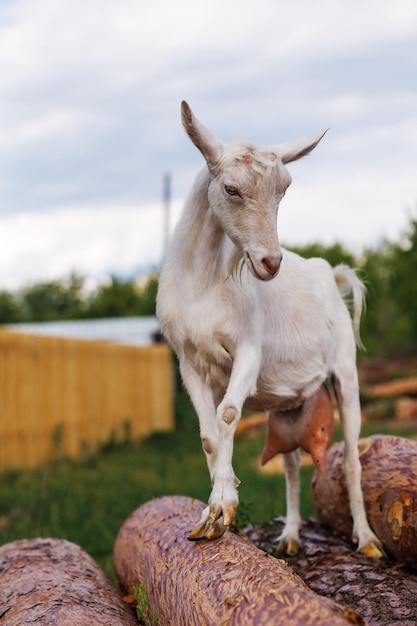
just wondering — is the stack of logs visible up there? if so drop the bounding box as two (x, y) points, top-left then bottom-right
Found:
(1, 435), (417, 625)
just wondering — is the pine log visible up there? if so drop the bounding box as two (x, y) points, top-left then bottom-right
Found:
(245, 516), (417, 626)
(0, 538), (136, 626)
(311, 434), (417, 570)
(234, 413), (267, 436)
(365, 377), (417, 398)
(114, 495), (364, 626)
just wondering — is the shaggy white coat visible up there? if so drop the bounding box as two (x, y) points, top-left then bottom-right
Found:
(157, 102), (382, 556)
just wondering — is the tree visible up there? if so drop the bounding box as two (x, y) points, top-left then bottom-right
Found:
(137, 274), (158, 316)
(0, 290), (20, 323)
(85, 276), (142, 318)
(19, 274), (85, 322)
(359, 244), (396, 355)
(286, 242), (356, 268)
(388, 217), (417, 350)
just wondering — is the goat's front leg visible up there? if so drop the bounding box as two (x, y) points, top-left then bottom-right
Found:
(191, 343), (261, 540)
(180, 359), (219, 479)
(178, 360), (225, 540)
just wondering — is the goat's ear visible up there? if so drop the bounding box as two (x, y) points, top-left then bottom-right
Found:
(274, 129), (328, 164)
(181, 101), (223, 171)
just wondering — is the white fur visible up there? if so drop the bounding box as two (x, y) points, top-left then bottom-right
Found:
(157, 101), (381, 552)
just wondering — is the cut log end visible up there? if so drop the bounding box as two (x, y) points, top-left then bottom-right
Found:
(312, 434), (417, 570)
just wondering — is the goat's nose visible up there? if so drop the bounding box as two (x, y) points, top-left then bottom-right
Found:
(261, 254), (282, 276)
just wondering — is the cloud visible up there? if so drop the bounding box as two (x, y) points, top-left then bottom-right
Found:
(0, 0), (416, 288)
(280, 167), (416, 250)
(0, 200), (184, 289)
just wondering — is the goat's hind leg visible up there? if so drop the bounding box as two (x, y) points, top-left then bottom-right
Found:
(332, 372), (385, 558)
(276, 449), (302, 556)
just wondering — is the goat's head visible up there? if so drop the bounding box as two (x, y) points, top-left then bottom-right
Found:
(181, 100), (327, 281)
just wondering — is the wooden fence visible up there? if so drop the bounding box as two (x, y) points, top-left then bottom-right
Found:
(0, 330), (174, 471)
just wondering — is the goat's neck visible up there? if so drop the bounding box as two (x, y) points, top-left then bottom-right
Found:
(175, 168), (229, 287)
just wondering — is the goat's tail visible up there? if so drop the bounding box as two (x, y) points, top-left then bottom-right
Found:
(333, 264), (366, 350)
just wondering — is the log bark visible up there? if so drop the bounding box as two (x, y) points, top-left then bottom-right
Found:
(114, 495), (364, 626)
(0, 538), (136, 626)
(311, 434), (417, 570)
(245, 516), (417, 626)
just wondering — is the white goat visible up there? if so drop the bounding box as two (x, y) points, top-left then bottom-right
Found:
(157, 101), (383, 558)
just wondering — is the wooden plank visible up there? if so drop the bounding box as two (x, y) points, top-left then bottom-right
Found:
(0, 331), (174, 470)
(149, 344), (174, 432)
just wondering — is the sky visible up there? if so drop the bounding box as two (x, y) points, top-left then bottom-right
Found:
(0, 0), (416, 290)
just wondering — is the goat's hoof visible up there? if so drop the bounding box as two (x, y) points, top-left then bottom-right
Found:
(275, 537), (300, 557)
(188, 504), (233, 541)
(188, 517), (227, 541)
(359, 540), (386, 559)
(208, 504), (222, 526)
(188, 516), (209, 540)
(206, 520), (227, 540)
(222, 502), (238, 527)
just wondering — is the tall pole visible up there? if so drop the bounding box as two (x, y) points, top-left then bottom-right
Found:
(163, 172), (171, 260)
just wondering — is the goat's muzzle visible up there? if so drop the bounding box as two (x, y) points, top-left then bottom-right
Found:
(261, 254), (282, 279)
(245, 251), (282, 281)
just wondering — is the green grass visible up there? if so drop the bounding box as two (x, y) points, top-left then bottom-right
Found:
(0, 388), (410, 579)
(134, 581), (159, 625)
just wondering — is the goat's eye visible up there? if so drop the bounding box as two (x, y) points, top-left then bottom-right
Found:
(225, 185), (239, 197)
